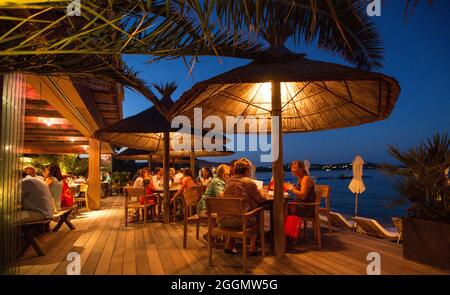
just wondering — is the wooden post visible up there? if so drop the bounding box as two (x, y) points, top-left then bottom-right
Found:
(190, 150), (195, 175)
(87, 138), (101, 210)
(271, 81), (285, 257)
(162, 132), (170, 223)
(354, 193), (359, 231)
(148, 154), (152, 171)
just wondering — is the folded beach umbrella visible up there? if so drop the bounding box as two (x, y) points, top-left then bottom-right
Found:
(349, 155), (366, 228)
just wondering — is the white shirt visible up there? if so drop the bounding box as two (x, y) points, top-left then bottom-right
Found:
(21, 176), (53, 218)
(133, 177), (144, 188)
(173, 173), (184, 184)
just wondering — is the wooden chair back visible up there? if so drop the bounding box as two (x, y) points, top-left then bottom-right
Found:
(315, 184), (330, 205)
(206, 197), (244, 217)
(124, 187), (144, 206)
(79, 184), (88, 193)
(183, 185), (201, 207)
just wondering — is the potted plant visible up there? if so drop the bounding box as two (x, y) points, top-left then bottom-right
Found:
(383, 133), (450, 270)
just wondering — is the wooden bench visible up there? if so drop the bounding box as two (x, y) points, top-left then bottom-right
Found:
(20, 219), (52, 256)
(52, 206), (77, 232)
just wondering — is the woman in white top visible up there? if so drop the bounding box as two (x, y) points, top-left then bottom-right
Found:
(134, 168), (153, 188)
(44, 164), (64, 211)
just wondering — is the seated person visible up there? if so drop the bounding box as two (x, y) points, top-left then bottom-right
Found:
(24, 166), (45, 181)
(153, 167), (163, 188)
(199, 167), (213, 186)
(19, 171), (54, 222)
(133, 169), (156, 205)
(197, 164), (231, 218)
(61, 176), (74, 208)
(284, 160), (316, 218)
(221, 158), (266, 255)
(171, 168), (197, 217)
(173, 168), (184, 184)
(169, 168), (176, 182)
(44, 164), (63, 211)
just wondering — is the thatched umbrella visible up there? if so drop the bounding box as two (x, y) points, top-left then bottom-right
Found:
(95, 83), (232, 222)
(171, 47), (400, 256)
(115, 148), (190, 166)
(115, 148), (231, 168)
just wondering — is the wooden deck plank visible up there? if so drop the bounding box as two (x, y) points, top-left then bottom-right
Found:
(122, 227), (137, 275)
(52, 200), (118, 274)
(83, 200), (123, 274)
(19, 197), (449, 275)
(94, 201), (123, 274)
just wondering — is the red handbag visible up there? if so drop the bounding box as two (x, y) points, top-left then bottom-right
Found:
(284, 215), (302, 238)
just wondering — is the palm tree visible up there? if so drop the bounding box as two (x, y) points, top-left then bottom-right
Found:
(0, 0), (388, 108)
(383, 133), (450, 223)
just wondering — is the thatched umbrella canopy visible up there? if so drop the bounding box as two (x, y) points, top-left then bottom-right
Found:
(115, 148), (190, 166)
(95, 83), (231, 223)
(115, 148), (232, 167)
(172, 48), (400, 133)
(171, 47), (401, 256)
(94, 87), (232, 165)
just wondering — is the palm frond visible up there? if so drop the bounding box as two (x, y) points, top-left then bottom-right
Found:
(152, 81), (178, 98)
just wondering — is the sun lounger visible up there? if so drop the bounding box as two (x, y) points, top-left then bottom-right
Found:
(327, 211), (354, 230)
(354, 216), (400, 241)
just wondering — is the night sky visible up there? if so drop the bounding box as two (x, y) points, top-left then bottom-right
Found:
(122, 1), (450, 165)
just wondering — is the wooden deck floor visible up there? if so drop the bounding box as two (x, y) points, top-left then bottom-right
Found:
(19, 196), (448, 275)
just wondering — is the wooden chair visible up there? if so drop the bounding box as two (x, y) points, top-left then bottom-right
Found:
(206, 198), (265, 273)
(182, 185), (208, 248)
(287, 185), (324, 249)
(316, 184), (332, 233)
(124, 187), (156, 226)
(74, 184), (89, 213)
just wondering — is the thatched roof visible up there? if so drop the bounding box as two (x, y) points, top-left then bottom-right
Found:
(115, 148), (233, 160)
(95, 96), (232, 156)
(171, 52), (400, 133)
(115, 149), (189, 163)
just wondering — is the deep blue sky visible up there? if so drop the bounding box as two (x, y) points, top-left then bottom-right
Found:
(122, 1), (450, 165)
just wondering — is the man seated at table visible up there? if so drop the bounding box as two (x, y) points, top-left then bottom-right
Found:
(24, 166), (45, 181)
(221, 158), (266, 255)
(153, 167), (163, 188)
(19, 170), (54, 222)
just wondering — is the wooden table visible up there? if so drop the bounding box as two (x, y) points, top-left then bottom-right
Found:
(262, 192), (291, 248)
(154, 186), (180, 221)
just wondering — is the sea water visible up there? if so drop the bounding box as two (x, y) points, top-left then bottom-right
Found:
(256, 169), (409, 227)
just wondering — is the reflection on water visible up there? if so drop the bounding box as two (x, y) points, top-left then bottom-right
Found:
(256, 169), (409, 226)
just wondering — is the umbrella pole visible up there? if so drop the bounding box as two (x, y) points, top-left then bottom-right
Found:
(162, 132), (170, 223)
(272, 81), (285, 257)
(148, 154), (152, 171)
(190, 150), (195, 175)
(354, 193), (358, 231)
